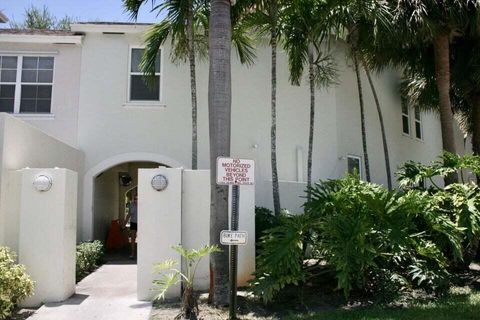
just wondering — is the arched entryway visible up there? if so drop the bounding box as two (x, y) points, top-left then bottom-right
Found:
(82, 152), (185, 241)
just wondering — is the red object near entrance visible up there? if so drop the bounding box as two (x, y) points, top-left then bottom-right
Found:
(106, 220), (128, 250)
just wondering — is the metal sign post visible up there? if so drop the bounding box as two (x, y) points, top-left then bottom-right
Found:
(216, 157), (254, 320)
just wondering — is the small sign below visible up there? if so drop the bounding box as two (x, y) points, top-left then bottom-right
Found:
(216, 157), (255, 185)
(220, 230), (248, 245)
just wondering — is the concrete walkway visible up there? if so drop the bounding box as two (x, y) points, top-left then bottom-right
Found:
(28, 261), (152, 320)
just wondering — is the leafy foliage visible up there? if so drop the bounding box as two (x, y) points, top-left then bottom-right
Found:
(9, 5), (75, 30)
(76, 240), (105, 282)
(0, 247), (34, 320)
(251, 169), (480, 303)
(153, 245), (221, 318)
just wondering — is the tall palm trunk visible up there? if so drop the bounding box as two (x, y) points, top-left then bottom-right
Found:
(362, 60), (392, 189)
(270, 30), (281, 216)
(208, 0), (231, 306)
(472, 94), (480, 156)
(433, 33), (457, 185)
(188, 0), (198, 170)
(352, 51), (371, 182)
(307, 51), (315, 191)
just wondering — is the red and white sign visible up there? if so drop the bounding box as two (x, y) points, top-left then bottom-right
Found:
(216, 157), (255, 185)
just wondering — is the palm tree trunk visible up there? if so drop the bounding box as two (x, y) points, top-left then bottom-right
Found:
(271, 33), (281, 216)
(433, 33), (457, 185)
(208, 0), (231, 306)
(362, 59), (392, 190)
(352, 51), (371, 182)
(471, 94), (480, 156)
(307, 51), (315, 191)
(188, 0), (198, 170)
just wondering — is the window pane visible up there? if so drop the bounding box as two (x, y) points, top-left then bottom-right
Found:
(36, 99), (51, 113)
(1, 70), (16, 82)
(130, 75), (159, 101)
(20, 99), (36, 113)
(37, 86), (52, 99)
(347, 157), (361, 175)
(401, 102), (408, 115)
(131, 49), (143, 73)
(0, 85), (15, 98)
(402, 115), (409, 134)
(414, 108), (421, 120)
(0, 98), (14, 112)
(131, 49), (160, 73)
(1, 56), (17, 69)
(415, 122), (422, 139)
(22, 57), (38, 69)
(38, 57), (54, 69)
(38, 70), (53, 83)
(21, 85), (36, 98)
(22, 70), (37, 82)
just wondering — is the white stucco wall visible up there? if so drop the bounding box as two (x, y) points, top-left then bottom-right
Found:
(17, 168), (77, 307)
(0, 114), (84, 247)
(0, 42), (83, 147)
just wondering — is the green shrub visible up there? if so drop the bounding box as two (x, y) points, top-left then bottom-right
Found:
(255, 207), (280, 245)
(0, 247), (34, 320)
(76, 240), (105, 282)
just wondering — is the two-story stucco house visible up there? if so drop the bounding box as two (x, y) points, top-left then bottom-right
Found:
(0, 22), (470, 244)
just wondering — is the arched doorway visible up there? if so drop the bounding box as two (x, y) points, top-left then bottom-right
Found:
(82, 153), (186, 241)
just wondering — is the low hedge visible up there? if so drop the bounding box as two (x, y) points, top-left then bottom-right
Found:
(76, 240), (105, 282)
(0, 246), (34, 320)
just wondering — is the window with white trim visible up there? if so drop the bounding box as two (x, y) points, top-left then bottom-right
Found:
(401, 101), (410, 135)
(129, 48), (161, 102)
(347, 155), (362, 177)
(414, 108), (423, 140)
(0, 55), (54, 114)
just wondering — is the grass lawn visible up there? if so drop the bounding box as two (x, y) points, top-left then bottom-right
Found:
(284, 287), (480, 320)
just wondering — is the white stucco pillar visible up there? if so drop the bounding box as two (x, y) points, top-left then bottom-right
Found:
(137, 167), (182, 301)
(17, 168), (77, 307)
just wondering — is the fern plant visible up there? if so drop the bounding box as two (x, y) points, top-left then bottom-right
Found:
(153, 245), (221, 319)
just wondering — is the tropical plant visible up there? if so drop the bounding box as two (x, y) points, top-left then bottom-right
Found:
(76, 240), (105, 282)
(153, 245), (221, 319)
(397, 152), (480, 265)
(10, 5), (74, 30)
(0, 247), (34, 320)
(282, 0), (338, 191)
(251, 174), (468, 303)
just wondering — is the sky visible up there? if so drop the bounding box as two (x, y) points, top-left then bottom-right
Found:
(0, 0), (161, 25)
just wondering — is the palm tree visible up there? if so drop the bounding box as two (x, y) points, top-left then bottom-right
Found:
(124, 1), (255, 172)
(208, 0), (232, 306)
(282, 0), (338, 191)
(243, 0), (283, 216)
(326, 0), (392, 185)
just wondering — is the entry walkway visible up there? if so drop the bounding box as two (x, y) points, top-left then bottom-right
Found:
(28, 261), (152, 320)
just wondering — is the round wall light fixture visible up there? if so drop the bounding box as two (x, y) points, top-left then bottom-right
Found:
(33, 174), (53, 192)
(151, 174), (168, 191)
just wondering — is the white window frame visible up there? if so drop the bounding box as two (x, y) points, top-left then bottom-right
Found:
(414, 107), (423, 141)
(0, 53), (55, 115)
(401, 101), (410, 136)
(126, 46), (164, 106)
(346, 155), (363, 178)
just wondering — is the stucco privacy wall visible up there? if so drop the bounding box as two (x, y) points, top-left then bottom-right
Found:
(138, 168), (255, 300)
(0, 114), (84, 249)
(17, 168), (77, 307)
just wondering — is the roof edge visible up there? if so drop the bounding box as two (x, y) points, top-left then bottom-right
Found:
(70, 22), (153, 33)
(0, 12), (8, 23)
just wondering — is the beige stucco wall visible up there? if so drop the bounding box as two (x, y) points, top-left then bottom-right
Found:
(0, 114), (84, 247)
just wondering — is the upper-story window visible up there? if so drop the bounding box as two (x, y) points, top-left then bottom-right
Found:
(414, 108), (423, 140)
(0, 55), (54, 114)
(401, 101), (410, 135)
(129, 48), (161, 102)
